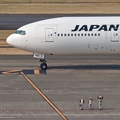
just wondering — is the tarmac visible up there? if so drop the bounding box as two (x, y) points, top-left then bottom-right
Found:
(1, 13), (120, 120)
(1, 14), (120, 30)
(0, 55), (120, 120)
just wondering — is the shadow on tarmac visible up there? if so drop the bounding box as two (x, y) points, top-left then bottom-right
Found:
(48, 64), (120, 70)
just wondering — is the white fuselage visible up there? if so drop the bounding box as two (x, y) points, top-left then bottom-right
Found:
(6, 17), (120, 55)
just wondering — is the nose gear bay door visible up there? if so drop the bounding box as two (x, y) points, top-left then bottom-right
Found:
(45, 28), (54, 42)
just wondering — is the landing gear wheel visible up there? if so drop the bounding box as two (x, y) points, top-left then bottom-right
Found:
(40, 63), (47, 70)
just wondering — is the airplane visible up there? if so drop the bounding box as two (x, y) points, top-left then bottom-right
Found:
(6, 16), (120, 70)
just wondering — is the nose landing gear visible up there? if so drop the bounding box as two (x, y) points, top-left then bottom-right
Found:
(40, 62), (47, 70)
(39, 59), (47, 70)
(33, 53), (48, 70)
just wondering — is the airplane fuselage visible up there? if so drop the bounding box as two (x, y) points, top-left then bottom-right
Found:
(7, 17), (120, 55)
(6, 16), (120, 69)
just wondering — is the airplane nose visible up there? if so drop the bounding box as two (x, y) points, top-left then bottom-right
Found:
(6, 34), (13, 45)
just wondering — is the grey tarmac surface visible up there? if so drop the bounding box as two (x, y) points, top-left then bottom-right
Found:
(1, 14), (120, 30)
(0, 55), (120, 120)
(0, 14), (81, 30)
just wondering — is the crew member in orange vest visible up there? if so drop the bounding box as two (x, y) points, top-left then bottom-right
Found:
(88, 97), (93, 110)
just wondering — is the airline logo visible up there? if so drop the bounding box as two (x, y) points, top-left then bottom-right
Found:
(71, 24), (119, 32)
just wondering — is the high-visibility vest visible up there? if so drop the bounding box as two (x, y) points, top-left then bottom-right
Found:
(80, 99), (84, 104)
(88, 99), (92, 104)
(98, 99), (102, 104)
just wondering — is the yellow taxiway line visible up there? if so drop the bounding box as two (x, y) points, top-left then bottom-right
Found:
(20, 72), (68, 120)
(2, 70), (21, 74)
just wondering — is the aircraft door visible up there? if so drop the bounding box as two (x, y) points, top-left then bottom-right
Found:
(45, 28), (54, 42)
(111, 31), (119, 42)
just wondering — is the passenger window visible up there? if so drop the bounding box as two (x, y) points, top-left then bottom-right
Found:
(71, 34), (73, 36)
(68, 34), (70, 36)
(61, 34), (63, 36)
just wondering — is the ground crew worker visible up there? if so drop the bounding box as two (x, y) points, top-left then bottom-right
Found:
(97, 96), (104, 110)
(88, 97), (93, 110)
(79, 98), (85, 110)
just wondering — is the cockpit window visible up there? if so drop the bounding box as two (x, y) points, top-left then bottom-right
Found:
(14, 30), (26, 35)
